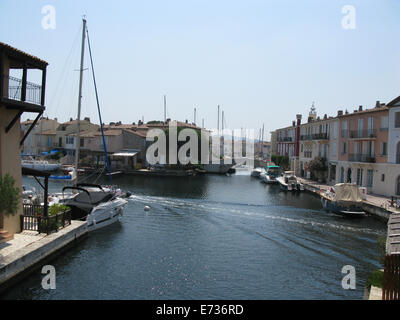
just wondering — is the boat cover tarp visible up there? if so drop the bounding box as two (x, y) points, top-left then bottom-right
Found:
(333, 183), (363, 205)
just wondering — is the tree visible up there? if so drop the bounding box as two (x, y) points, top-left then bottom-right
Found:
(0, 174), (21, 229)
(308, 157), (328, 182)
(271, 154), (289, 170)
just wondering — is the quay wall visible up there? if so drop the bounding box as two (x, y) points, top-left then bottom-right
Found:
(0, 221), (87, 292)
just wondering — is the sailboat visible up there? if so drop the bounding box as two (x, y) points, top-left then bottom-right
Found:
(52, 18), (128, 231)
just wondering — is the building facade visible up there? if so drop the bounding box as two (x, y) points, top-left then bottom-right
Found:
(0, 42), (48, 237)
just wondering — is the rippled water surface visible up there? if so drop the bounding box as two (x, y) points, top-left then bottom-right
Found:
(2, 172), (387, 299)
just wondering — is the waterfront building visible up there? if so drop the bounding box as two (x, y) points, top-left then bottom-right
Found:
(67, 128), (148, 168)
(387, 96), (400, 195)
(272, 114), (301, 171)
(298, 105), (337, 182)
(55, 117), (99, 152)
(21, 117), (59, 155)
(335, 103), (390, 195)
(0, 42), (48, 238)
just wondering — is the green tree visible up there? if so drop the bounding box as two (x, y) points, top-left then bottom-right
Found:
(0, 174), (20, 229)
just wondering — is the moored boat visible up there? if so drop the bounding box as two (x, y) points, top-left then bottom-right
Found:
(251, 167), (265, 178)
(62, 184), (128, 231)
(320, 183), (366, 217)
(264, 165), (281, 184)
(22, 156), (61, 172)
(277, 171), (304, 191)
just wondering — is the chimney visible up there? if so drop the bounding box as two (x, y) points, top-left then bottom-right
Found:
(358, 105), (363, 111)
(323, 114), (327, 120)
(185, 119), (188, 124)
(109, 122), (115, 126)
(375, 101), (381, 108)
(167, 118), (171, 122)
(308, 116), (313, 123)
(292, 121), (296, 127)
(337, 110), (343, 116)
(296, 114), (302, 125)
(84, 117), (90, 122)
(345, 110), (349, 115)
(70, 117), (73, 122)
(132, 122), (136, 125)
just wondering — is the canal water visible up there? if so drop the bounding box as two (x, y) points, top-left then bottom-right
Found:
(3, 172), (386, 299)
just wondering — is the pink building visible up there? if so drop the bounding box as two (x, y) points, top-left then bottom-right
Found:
(336, 103), (389, 193)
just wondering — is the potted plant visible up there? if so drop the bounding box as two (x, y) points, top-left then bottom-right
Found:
(0, 173), (20, 238)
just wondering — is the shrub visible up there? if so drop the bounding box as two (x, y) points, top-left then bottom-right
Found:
(0, 173), (20, 229)
(366, 269), (383, 289)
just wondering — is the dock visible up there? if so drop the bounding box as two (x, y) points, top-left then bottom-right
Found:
(0, 221), (87, 292)
(297, 177), (397, 221)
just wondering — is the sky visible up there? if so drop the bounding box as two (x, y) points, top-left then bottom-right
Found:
(1, 0), (400, 140)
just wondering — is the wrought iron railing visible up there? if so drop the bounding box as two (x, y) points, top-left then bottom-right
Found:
(300, 133), (328, 140)
(4, 75), (42, 105)
(348, 153), (375, 163)
(300, 135), (312, 141)
(349, 129), (377, 139)
(21, 204), (71, 234)
(312, 133), (329, 140)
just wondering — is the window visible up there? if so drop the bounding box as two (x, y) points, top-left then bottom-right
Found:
(397, 176), (400, 196)
(80, 138), (84, 147)
(381, 142), (387, 156)
(342, 142), (347, 154)
(381, 116), (388, 130)
(340, 167), (344, 183)
(395, 112), (400, 128)
(367, 170), (373, 188)
(356, 168), (363, 186)
(381, 174), (385, 182)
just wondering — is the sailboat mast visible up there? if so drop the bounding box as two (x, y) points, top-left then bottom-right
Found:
(164, 95), (167, 122)
(74, 18), (86, 185)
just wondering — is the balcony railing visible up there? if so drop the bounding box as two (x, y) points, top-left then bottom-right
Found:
(300, 133), (329, 141)
(21, 204), (71, 234)
(348, 153), (376, 163)
(300, 135), (312, 141)
(4, 75), (42, 105)
(312, 133), (329, 140)
(349, 129), (377, 139)
(278, 137), (293, 142)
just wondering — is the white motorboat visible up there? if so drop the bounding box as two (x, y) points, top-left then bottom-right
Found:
(22, 157), (61, 172)
(264, 165), (281, 184)
(62, 184), (128, 232)
(251, 167), (265, 178)
(277, 171), (304, 192)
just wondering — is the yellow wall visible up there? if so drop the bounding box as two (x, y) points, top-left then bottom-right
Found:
(0, 107), (23, 234)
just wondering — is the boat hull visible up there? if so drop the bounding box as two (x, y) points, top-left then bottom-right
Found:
(22, 162), (61, 171)
(86, 198), (128, 231)
(321, 197), (366, 217)
(204, 163), (233, 174)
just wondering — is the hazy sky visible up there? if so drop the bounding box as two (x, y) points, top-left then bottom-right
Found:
(1, 0), (399, 139)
